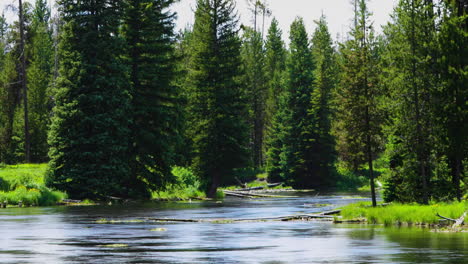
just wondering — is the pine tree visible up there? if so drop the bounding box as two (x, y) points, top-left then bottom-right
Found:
(309, 15), (337, 186)
(122, 0), (179, 194)
(187, 0), (248, 197)
(241, 27), (266, 168)
(280, 17), (316, 188)
(0, 3), (33, 164)
(435, 0), (467, 201)
(47, 0), (132, 199)
(381, 0), (438, 204)
(264, 18), (286, 182)
(27, 0), (53, 162)
(336, 0), (383, 206)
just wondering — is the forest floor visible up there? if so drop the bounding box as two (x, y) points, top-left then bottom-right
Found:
(336, 201), (468, 231)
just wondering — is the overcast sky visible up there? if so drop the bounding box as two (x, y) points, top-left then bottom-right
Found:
(2, 0), (398, 42)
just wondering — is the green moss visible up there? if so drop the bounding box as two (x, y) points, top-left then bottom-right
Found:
(339, 201), (468, 226)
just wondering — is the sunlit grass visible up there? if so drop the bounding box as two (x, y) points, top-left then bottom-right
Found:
(0, 164), (67, 206)
(340, 201), (468, 226)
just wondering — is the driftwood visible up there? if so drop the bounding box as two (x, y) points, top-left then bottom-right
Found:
(319, 209), (342, 216)
(267, 182), (282, 188)
(223, 191), (258, 199)
(147, 213), (334, 224)
(223, 190), (297, 198)
(62, 199), (82, 204)
(234, 177), (247, 188)
(437, 211), (467, 229)
(233, 186), (265, 192)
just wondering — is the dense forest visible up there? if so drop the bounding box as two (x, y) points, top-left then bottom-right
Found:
(0, 0), (466, 203)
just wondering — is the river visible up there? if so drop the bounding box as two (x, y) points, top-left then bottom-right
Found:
(1, 192), (467, 263)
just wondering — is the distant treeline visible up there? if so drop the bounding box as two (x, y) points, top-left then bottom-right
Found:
(0, 0), (466, 202)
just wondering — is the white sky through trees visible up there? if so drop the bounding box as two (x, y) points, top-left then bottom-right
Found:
(2, 0), (397, 42)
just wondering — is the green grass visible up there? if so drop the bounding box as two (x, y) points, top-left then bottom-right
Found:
(339, 201), (468, 226)
(0, 164), (67, 206)
(151, 166), (206, 200)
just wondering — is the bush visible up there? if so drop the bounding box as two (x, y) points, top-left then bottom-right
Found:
(152, 167), (205, 200)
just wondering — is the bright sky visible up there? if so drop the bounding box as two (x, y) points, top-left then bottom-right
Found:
(2, 0), (398, 42)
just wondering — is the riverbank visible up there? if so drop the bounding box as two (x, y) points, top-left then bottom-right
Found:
(338, 201), (467, 228)
(0, 164), (67, 206)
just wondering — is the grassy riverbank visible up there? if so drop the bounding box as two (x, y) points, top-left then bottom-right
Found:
(0, 164), (210, 204)
(339, 201), (467, 226)
(0, 164), (67, 206)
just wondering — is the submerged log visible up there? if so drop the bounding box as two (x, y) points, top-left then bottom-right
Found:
(147, 213), (334, 224)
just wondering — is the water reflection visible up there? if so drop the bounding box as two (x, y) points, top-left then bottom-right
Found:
(0, 193), (467, 263)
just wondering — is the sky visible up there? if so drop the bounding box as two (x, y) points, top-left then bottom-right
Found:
(2, 0), (398, 42)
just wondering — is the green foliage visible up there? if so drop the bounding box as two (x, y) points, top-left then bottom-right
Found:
(307, 15), (337, 187)
(380, 0), (456, 203)
(27, 0), (54, 163)
(278, 17), (316, 188)
(340, 201), (468, 226)
(264, 18), (287, 183)
(47, 0), (133, 199)
(122, 0), (180, 194)
(186, 0), (249, 197)
(334, 0), (384, 205)
(0, 164), (67, 206)
(264, 18), (286, 147)
(241, 27), (267, 168)
(334, 165), (369, 191)
(152, 166), (204, 200)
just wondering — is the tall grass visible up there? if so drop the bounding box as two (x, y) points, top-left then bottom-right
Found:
(0, 164), (67, 206)
(340, 201), (468, 225)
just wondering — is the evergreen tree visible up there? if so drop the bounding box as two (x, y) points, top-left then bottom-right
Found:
(27, 0), (53, 162)
(0, 3), (33, 164)
(309, 15), (337, 186)
(241, 26), (266, 168)
(187, 0), (248, 197)
(336, 0), (383, 206)
(264, 18), (286, 182)
(280, 17), (316, 188)
(382, 0), (438, 204)
(47, 0), (132, 199)
(435, 0), (467, 201)
(122, 0), (179, 194)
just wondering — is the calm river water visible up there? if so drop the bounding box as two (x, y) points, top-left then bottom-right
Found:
(1, 192), (467, 263)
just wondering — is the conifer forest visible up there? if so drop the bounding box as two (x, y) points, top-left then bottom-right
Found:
(0, 0), (466, 204)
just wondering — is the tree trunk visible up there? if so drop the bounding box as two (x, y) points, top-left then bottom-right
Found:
(207, 169), (221, 198)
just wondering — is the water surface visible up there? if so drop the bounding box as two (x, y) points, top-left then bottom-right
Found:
(1, 193), (467, 263)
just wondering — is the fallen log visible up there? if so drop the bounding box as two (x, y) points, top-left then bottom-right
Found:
(223, 190), (297, 198)
(452, 212), (467, 229)
(319, 209), (342, 216)
(223, 191), (257, 198)
(147, 213), (334, 224)
(267, 182), (282, 188)
(233, 186), (265, 192)
(436, 211), (466, 229)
